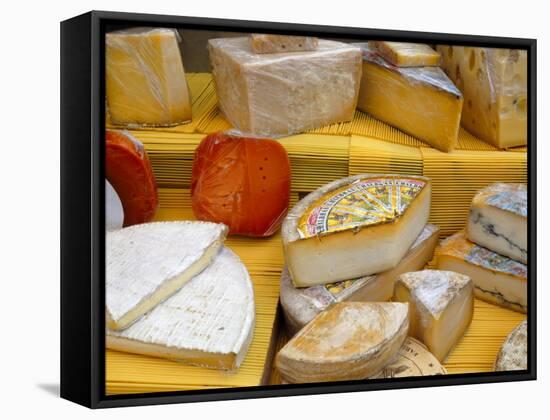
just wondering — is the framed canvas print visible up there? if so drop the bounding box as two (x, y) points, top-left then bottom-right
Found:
(60, 10), (536, 409)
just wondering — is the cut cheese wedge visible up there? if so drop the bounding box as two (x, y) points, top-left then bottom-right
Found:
(280, 224), (439, 334)
(435, 230), (527, 313)
(107, 247), (255, 370)
(276, 302), (409, 383)
(467, 183), (527, 263)
(282, 174), (431, 287)
(494, 320), (527, 371)
(249, 34), (318, 54)
(369, 41), (441, 67)
(106, 221), (228, 330)
(394, 270), (474, 362)
(106, 180), (123, 231)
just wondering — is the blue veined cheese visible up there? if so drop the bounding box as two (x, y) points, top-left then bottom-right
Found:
(107, 247), (255, 370)
(106, 221), (228, 330)
(106, 180), (123, 231)
(467, 183), (527, 263)
(494, 320), (527, 371)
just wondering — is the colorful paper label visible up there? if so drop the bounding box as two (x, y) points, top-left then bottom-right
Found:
(486, 190), (527, 217)
(466, 243), (527, 278)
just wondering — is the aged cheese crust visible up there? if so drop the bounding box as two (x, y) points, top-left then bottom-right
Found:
(107, 247), (255, 370)
(106, 221), (228, 330)
(494, 320), (527, 371)
(249, 34), (318, 54)
(369, 41), (441, 67)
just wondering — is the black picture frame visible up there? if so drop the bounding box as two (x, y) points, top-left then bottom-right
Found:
(60, 10), (537, 409)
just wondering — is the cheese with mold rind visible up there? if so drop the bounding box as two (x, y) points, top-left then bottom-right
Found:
(250, 34), (318, 54)
(494, 320), (527, 371)
(369, 41), (441, 67)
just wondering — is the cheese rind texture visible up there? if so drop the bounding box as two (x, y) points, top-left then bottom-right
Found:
(249, 34), (318, 54)
(437, 45), (527, 148)
(282, 174), (431, 286)
(208, 37), (362, 137)
(369, 41), (441, 67)
(435, 230), (527, 313)
(280, 224), (439, 334)
(466, 183), (527, 263)
(106, 180), (124, 231)
(106, 28), (192, 127)
(494, 320), (527, 371)
(107, 247), (255, 370)
(106, 221), (228, 330)
(355, 43), (463, 152)
(394, 270), (474, 362)
(276, 302), (409, 383)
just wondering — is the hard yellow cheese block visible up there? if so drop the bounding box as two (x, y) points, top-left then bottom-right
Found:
(106, 28), (192, 127)
(355, 43), (463, 152)
(369, 41), (441, 67)
(437, 45), (527, 148)
(249, 34), (318, 53)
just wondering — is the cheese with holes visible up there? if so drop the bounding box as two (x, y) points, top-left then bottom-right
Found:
(369, 41), (441, 67)
(394, 270), (474, 362)
(276, 302), (408, 383)
(106, 180), (123, 231)
(355, 43), (463, 152)
(437, 46), (527, 148)
(208, 37), (362, 136)
(280, 224), (439, 334)
(250, 34), (318, 53)
(494, 320), (527, 371)
(107, 247), (254, 370)
(106, 28), (192, 127)
(467, 183), (527, 263)
(282, 174), (431, 287)
(106, 221), (227, 330)
(435, 231), (527, 313)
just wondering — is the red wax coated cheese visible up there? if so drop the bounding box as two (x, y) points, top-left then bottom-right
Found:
(105, 130), (158, 226)
(191, 132), (291, 237)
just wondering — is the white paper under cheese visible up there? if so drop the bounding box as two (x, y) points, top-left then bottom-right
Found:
(494, 320), (527, 371)
(106, 179), (124, 231)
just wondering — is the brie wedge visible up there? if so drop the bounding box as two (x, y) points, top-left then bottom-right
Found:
(494, 320), (527, 371)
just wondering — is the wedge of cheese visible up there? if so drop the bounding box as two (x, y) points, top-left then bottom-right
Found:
(394, 270), (474, 362)
(282, 174), (431, 287)
(106, 221), (228, 330)
(106, 180), (123, 231)
(369, 41), (441, 67)
(494, 320), (527, 371)
(467, 183), (527, 263)
(276, 302), (408, 383)
(106, 28), (192, 127)
(107, 247), (255, 370)
(435, 230), (527, 313)
(249, 34), (318, 53)
(280, 224), (439, 334)
(355, 43), (463, 152)
(437, 45), (527, 148)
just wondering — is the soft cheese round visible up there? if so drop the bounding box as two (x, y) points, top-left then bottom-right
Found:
(494, 320), (527, 371)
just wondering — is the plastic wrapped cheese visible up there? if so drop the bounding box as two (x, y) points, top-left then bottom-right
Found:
(369, 41), (441, 67)
(249, 34), (318, 53)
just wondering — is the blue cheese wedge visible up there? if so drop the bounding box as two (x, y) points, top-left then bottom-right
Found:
(107, 247), (255, 370)
(467, 183), (527, 263)
(106, 221), (228, 330)
(106, 179), (123, 231)
(494, 320), (527, 371)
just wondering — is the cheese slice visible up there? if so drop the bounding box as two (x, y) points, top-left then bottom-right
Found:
(494, 320), (527, 371)
(249, 34), (318, 53)
(106, 28), (192, 127)
(106, 180), (123, 231)
(282, 174), (431, 287)
(394, 270), (474, 362)
(106, 221), (228, 330)
(435, 230), (527, 313)
(280, 224), (439, 334)
(107, 247), (255, 370)
(437, 45), (527, 148)
(208, 37), (362, 136)
(355, 43), (463, 152)
(466, 183), (527, 263)
(276, 302), (409, 383)
(369, 41), (441, 67)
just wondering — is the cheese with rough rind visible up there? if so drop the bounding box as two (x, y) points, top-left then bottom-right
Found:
(106, 180), (124, 231)
(394, 270), (474, 362)
(106, 221), (228, 330)
(435, 230), (527, 313)
(276, 302), (409, 383)
(494, 320), (527, 371)
(369, 41), (441, 67)
(250, 34), (318, 53)
(466, 183), (527, 263)
(282, 174), (431, 287)
(355, 43), (463, 152)
(107, 247), (255, 370)
(280, 224), (439, 334)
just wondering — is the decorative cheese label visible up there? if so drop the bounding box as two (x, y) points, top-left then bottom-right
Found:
(481, 183), (527, 217)
(297, 177), (426, 238)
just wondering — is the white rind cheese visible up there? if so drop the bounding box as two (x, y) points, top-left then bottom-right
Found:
(106, 221), (228, 330)
(394, 270), (474, 362)
(466, 183), (527, 263)
(106, 179), (124, 231)
(107, 247), (255, 370)
(282, 174), (431, 287)
(276, 302), (409, 383)
(494, 320), (527, 371)
(280, 224), (439, 334)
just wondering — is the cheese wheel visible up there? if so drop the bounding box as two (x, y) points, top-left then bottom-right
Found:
(105, 179), (124, 231)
